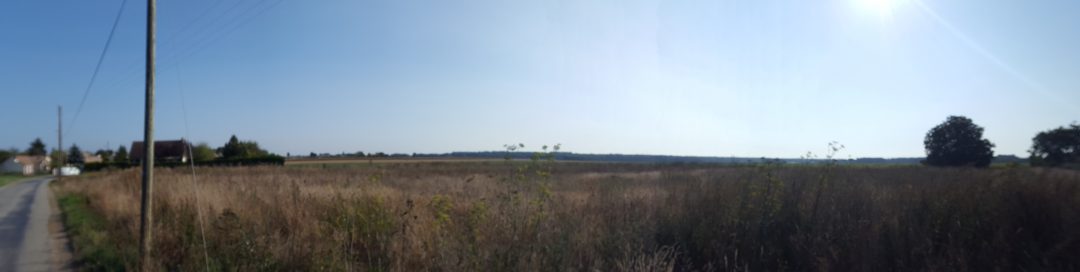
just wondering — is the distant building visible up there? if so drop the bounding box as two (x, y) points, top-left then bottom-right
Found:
(81, 152), (104, 164)
(130, 139), (191, 163)
(0, 155), (52, 176)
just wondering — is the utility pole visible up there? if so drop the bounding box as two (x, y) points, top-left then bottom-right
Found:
(57, 106), (62, 182)
(139, 0), (156, 270)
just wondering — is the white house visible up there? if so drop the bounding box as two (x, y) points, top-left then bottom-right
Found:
(0, 155), (52, 176)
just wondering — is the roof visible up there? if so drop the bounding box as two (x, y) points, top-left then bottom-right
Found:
(9, 155), (50, 166)
(130, 139), (191, 161)
(82, 152), (103, 164)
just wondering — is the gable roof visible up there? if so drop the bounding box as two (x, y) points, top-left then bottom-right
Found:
(9, 155), (50, 166)
(130, 139), (191, 161)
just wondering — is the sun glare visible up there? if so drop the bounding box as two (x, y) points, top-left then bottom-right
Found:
(855, 0), (901, 19)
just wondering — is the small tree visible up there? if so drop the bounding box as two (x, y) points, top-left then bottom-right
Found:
(0, 147), (16, 162)
(923, 116), (995, 167)
(220, 135), (243, 159)
(26, 138), (47, 156)
(1030, 123), (1080, 167)
(95, 149), (114, 164)
(192, 143), (217, 162)
(49, 150), (64, 168)
(115, 145), (129, 163)
(68, 144), (84, 166)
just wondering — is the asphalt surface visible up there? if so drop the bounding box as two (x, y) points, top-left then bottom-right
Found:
(0, 177), (56, 272)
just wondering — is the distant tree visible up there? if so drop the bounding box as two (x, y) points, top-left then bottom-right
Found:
(49, 150), (64, 168)
(115, 145), (129, 163)
(26, 138), (47, 156)
(68, 144), (84, 165)
(923, 116), (995, 167)
(309, 152), (317, 158)
(1029, 123), (1080, 167)
(0, 147), (17, 162)
(355, 151), (365, 157)
(95, 149), (114, 164)
(192, 143), (217, 162)
(218, 135), (269, 159)
(220, 135), (243, 159)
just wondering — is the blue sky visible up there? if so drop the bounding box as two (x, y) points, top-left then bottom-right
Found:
(2, 0), (1079, 158)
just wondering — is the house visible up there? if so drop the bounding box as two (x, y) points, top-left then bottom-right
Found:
(0, 155), (52, 176)
(81, 152), (104, 164)
(130, 139), (191, 163)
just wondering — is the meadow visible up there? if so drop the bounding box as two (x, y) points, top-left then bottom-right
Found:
(52, 160), (1080, 271)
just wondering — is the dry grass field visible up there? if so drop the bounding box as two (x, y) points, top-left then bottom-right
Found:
(283, 157), (507, 166)
(52, 161), (1080, 271)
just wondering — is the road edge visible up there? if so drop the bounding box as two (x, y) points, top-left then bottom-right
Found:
(46, 180), (76, 271)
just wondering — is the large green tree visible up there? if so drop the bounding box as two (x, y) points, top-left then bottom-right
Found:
(26, 138), (47, 156)
(1030, 123), (1080, 167)
(924, 116), (995, 167)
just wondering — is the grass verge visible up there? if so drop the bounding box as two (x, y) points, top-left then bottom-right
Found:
(0, 174), (30, 187)
(57, 194), (133, 271)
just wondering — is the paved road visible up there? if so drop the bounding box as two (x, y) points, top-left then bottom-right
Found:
(0, 177), (56, 272)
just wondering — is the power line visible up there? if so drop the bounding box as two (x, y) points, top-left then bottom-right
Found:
(161, 0), (257, 56)
(168, 0), (229, 42)
(97, 0), (284, 93)
(92, 0), (236, 92)
(85, 0), (253, 93)
(161, 0), (285, 67)
(66, 0), (129, 138)
(175, 63), (211, 272)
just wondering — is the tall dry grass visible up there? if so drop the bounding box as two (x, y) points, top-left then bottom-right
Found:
(52, 162), (1080, 271)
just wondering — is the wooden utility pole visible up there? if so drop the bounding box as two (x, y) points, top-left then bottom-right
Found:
(57, 106), (62, 182)
(139, 0), (156, 270)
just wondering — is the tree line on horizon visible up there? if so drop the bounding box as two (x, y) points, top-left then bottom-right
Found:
(2, 118), (1078, 169)
(0, 135), (279, 169)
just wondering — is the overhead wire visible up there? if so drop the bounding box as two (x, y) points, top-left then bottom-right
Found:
(59, 2), (285, 267)
(100, 0), (285, 92)
(167, 2), (287, 269)
(95, 0), (262, 91)
(94, 0), (236, 95)
(58, 0), (275, 265)
(168, 0), (230, 42)
(161, 0), (285, 68)
(176, 62), (212, 272)
(65, 0), (129, 139)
